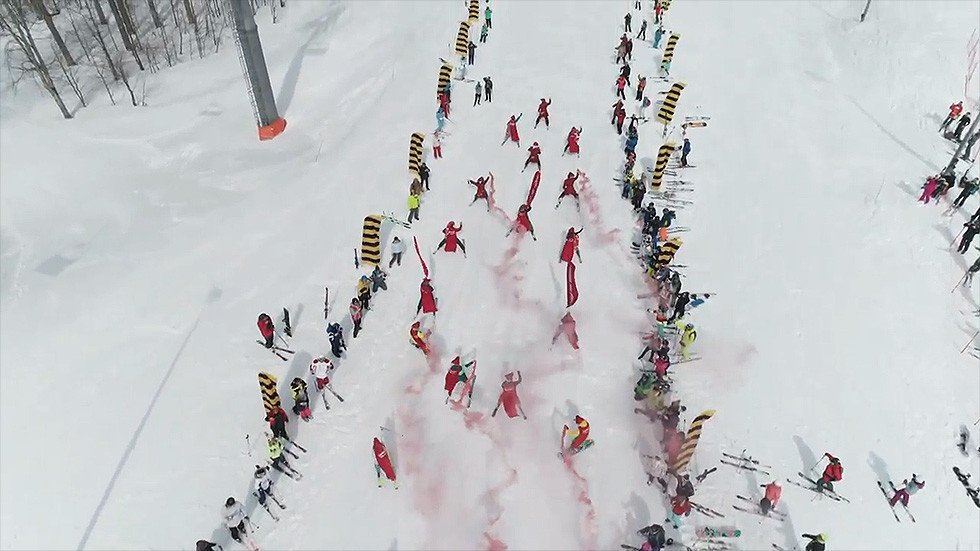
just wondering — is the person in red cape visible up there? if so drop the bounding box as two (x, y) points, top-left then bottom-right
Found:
(409, 321), (430, 355)
(373, 437), (397, 488)
(469, 174), (491, 209)
(436, 221), (466, 255)
(534, 98), (552, 128)
(417, 278), (437, 314)
(563, 127), (582, 156)
(504, 114), (521, 146)
(556, 173), (581, 210)
(523, 142), (542, 172)
(493, 371), (526, 419)
(444, 356), (465, 398)
(559, 227), (583, 263)
(506, 204), (536, 240)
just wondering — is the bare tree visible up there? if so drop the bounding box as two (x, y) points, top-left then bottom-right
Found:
(0, 0), (72, 118)
(29, 0), (75, 65)
(90, 0), (108, 24)
(146, 0), (163, 28)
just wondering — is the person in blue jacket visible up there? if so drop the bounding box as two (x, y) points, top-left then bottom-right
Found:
(653, 25), (666, 48)
(436, 107), (446, 132)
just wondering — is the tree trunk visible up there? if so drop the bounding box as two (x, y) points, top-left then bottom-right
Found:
(90, 0), (108, 24)
(30, 0), (75, 65)
(105, 0), (134, 50)
(182, 0), (204, 58)
(0, 0), (73, 118)
(860, 0), (871, 22)
(146, 0), (163, 28)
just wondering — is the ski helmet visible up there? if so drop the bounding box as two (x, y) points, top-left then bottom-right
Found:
(226, 497), (236, 506)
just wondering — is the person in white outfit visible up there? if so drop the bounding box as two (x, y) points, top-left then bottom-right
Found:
(222, 497), (248, 543)
(389, 236), (406, 267)
(647, 454), (669, 492)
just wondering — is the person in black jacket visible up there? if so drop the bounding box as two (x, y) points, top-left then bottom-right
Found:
(419, 162), (430, 191)
(802, 533), (827, 551)
(957, 220), (980, 254)
(952, 113), (972, 142)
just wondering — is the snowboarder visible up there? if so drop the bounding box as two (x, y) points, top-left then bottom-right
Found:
(267, 405), (290, 441)
(407, 191), (421, 223)
(535, 98), (552, 128)
(680, 137), (692, 167)
(493, 371), (526, 419)
(506, 204), (536, 240)
(556, 172), (581, 210)
(409, 320), (431, 355)
(760, 481), (782, 515)
(638, 19), (648, 40)
(563, 126), (582, 156)
(653, 25), (665, 48)
(253, 465), (285, 513)
(432, 131), (443, 159)
(370, 265), (388, 292)
(957, 220), (980, 254)
(326, 322), (346, 357)
(484, 5), (492, 28)
(417, 278), (437, 314)
(523, 141), (542, 171)
(504, 114), (522, 146)
(952, 112), (973, 142)
(801, 533), (827, 551)
(888, 474), (924, 507)
(815, 453), (843, 493)
(474, 80), (482, 106)
(389, 236), (405, 267)
(419, 162), (431, 191)
(636, 76), (647, 101)
(222, 497), (251, 547)
(436, 221), (466, 255)
(469, 174), (491, 209)
(624, 12), (632, 32)
(444, 356), (467, 399)
(373, 437), (398, 488)
(941, 101), (964, 132)
(349, 297), (364, 338)
(467, 40), (476, 65)
(257, 313), (275, 348)
(483, 76), (493, 102)
(559, 226), (583, 262)
(616, 75), (627, 100)
(309, 356), (335, 391)
(561, 415), (592, 454)
(289, 377), (312, 421)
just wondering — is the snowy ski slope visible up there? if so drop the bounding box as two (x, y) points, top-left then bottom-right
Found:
(1, 1), (978, 550)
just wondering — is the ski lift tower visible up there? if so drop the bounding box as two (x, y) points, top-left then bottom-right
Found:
(229, 0), (286, 140)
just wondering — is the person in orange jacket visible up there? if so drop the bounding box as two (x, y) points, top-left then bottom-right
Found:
(941, 101), (964, 133)
(815, 453), (843, 493)
(760, 481), (782, 515)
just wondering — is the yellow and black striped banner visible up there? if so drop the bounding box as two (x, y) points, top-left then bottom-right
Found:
(672, 409), (715, 473)
(468, 0), (479, 23)
(258, 372), (281, 417)
(361, 214), (383, 266)
(655, 81), (686, 126)
(438, 62), (452, 97)
(650, 142), (674, 189)
(656, 237), (683, 267)
(661, 0), (673, 15)
(409, 132), (424, 176)
(455, 21), (471, 57)
(660, 33), (680, 70)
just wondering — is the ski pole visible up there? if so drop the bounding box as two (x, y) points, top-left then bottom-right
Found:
(276, 332), (289, 348)
(326, 384), (344, 402)
(804, 456), (824, 473)
(245, 434), (252, 457)
(961, 330), (979, 354)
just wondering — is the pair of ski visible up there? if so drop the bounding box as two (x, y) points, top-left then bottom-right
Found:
(381, 211), (411, 228)
(732, 495), (786, 521)
(319, 384), (344, 411)
(690, 501), (725, 518)
(875, 480), (915, 522)
(720, 452), (771, 476)
(952, 467), (980, 508)
(255, 492), (286, 521)
(786, 472), (850, 502)
(256, 340), (295, 361)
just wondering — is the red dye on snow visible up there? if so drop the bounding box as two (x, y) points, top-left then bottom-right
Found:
(561, 457), (599, 549)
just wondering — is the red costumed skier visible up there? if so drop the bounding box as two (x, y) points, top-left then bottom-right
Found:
(503, 114), (522, 146)
(563, 127), (582, 156)
(556, 172), (581, 209)
(492, 371), (526, 419)
(444, 356), (466, 399)
(561, 415), (592, 454)
(417, 278), (437, 315)
(409, 321), (430, 355)
(523, 141), (542, 172)
(436, 221), (466, 255)
(373, 437), (398, 488)
(506, 204), (536, 240)
(469, 174), (491, 209)
(559, 227), (583, 263)
(534, 98), (552, 128)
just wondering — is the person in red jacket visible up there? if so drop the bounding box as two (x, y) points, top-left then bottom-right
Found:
(535, 98), (552, 128)
(556, 172), (581, 210)
(760, 481), (782, 515)
(559, 227), (583, 262)
(417, 278), (437, 314)
(373, 437), (398, 488)
(506, 204), (536, 240)
(436, 221), (466, 255)
(503, 114), (522, 146)
(492, 371), (526, 419)
(267, 405), (290, 441)
(815, 453), (843, 493)
(469, 175), (491, 209)
(563, 126), (581, 156)
(616, 75), (627, 100)
(523, 142), (542, 172)
(941, 101), (964, 133)
(615, 108), (627, 135)
(257, 313), (275, 348)
(444, 356), (466, 399)
(438, 91), (451, 118)
(668, 495), (691, 528)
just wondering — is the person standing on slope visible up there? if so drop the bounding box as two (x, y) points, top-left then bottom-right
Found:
(503, 114), (522, 146)
(222, 497), (252, 548)
(469, 174), (491, 209)
(919, 175), (940, 204)
(556, 172), (581, 210)
(801, 533), (827, 551)
(616, 75), (627, 100)
(636, 76), (647, 101)
(419, 161), (431, 191)
(506, 204), (537, 240)
(289, 377), (312, 421)
(638, 19), (648, 40)
(389, 236), (405, 267)
(436, 221), (466, 256)
(484, 5), (492, 28)
(493, 371), (526, 419)
(349, 297), (364, 338)
(432, 130), (443, 159)
(417, 278), (437, 315)
(483, 76), (493, 102)
(561, 415), (592, 454)
(957, 220), (980, 254)
(309, 356), (335, 391)
(888, 474), (924, 507)
(653, 24), (665, 48)
(559, 227), (583, 263)
(523, 141), (542, 172)
(257, 313), (275, 348)
(535, 98), (552, 128)
(474, 80), (482, 106)
(680, 137), (692, 167)
(759, 481), (782, 515)
(952, 112), (973, 142)
(815, 453), (843, 493)
(267, 404), (291, 441)
(444, 356), (467, 400)
(624, 12), (632, 32)
(620, 62), (632, 86)
(373, 437), (398, 488)
(563, 126), (582, 156)
(637, 523), (667, 551)
(253, 464), (286, 513)
(407, 190), (421, 223)
(480, 22), (488, 43)
(676, 321), (696, 360)
(326, 322), (346, 358)
(467, 40), (477, 65)
(435, 106), (447, 133)
(357, 274), (372, 310)
(950, 177), (979, 210)
(941, 101), (963, 133)
(615, 106), (627, 135)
